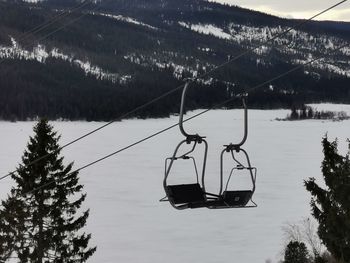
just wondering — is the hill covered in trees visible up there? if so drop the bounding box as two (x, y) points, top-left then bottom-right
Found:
(0, 0), (349, 121)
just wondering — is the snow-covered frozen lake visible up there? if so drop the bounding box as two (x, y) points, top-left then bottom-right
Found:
(1, 104), (350, 262)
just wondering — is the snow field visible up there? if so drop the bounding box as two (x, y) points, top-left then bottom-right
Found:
(1, 104), (350, 262)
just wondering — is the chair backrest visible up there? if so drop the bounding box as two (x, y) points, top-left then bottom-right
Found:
(166, 183), (205, 204)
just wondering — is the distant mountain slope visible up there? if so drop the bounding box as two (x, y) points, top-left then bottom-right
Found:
(0, 0), (349, 120)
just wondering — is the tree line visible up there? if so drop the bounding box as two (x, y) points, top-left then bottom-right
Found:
(281, 104), (350, 121)
(1, 57), (350, 122)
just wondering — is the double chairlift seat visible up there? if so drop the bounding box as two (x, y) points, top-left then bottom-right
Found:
(166, 183), (253, 209)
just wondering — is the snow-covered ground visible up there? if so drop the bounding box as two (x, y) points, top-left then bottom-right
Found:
(94, 12), (158, 31)
(1, 104), (350, 262)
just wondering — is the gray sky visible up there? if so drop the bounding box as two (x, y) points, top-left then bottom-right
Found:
(209, 0), (350, 21)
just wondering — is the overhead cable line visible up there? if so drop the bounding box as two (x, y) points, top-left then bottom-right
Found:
(0, 0), (94, 66)
(21, 41), (349, 198)
(0, 1), (103, 83)
(0, 0), (347, 183)
(200, 0), (348, 79)
(16, 0), (92, 42)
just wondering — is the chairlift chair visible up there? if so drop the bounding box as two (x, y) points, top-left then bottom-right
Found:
(162, 81), (257, 210)
(206, 98), (257, 209)
(162, 81), (211, 210)
(206, 144), (257, 209)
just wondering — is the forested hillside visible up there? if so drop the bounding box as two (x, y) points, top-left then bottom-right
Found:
(0, 0), (349, 121)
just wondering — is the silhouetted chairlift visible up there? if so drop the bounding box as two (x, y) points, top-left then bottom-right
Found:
(161, 81), (257, 210)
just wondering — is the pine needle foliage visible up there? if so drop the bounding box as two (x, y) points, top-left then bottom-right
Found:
(0, 119), (96, 262)
(305, 137), (350, 263)
(284, 241), (309, 263)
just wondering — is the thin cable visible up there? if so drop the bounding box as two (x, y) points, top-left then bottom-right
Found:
(0, 0), (345, 181)
(0, 2), (102, 79)
(0, 85), (184, 182)
(16, 1), (92, 42)
(34, 8), (99, 43)
(0, 0), (347, 183)
(21, 42), (349, 197)
(0, 0), (93, 67)
(200, 0), (348, 80)
(0, 3), (104, 182)
(0, 0), (105, 75)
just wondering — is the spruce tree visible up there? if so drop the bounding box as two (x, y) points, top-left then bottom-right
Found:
(290, 106), (299, 120)
(284, 241), (309, 263)
(305, 137), (350, 263)
(301, 105), (308, 119)
(0, 119), (96, 262)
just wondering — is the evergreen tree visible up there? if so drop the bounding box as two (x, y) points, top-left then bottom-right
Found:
(305, 137), (350, 263)
(301, 105), (308, 119)
(284, 241), (309, 263)
(290, 106), (299, 120)
(314, 255), (327, 263)
(0, 119), (96, 262)
(307, 107), (314, 119)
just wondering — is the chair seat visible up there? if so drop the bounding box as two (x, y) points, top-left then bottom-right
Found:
(205, 190), (253, 209)
(166, 183), (205, 204)
(222, 190), (252, 207)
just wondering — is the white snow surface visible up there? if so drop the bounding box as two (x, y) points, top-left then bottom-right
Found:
(179, 22), (232, 40)
(94, 12), (158, 31)
(22, 0), (43, 3)
(1, 104), (350, 262)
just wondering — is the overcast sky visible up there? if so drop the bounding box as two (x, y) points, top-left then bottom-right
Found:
(209, 0), (350, 22)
